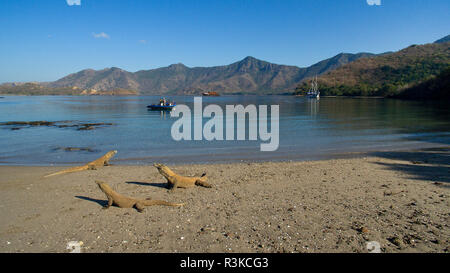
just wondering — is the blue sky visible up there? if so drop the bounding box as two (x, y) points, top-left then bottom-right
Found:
(0, 0), (449, 83)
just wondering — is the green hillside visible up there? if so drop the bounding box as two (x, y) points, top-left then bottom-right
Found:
(392, 67), (450, 100)
(294, 42), (450, 99)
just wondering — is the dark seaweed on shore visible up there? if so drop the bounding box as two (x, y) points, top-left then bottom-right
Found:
(0, 121), (114, 131)
(52, 147), (98, 153)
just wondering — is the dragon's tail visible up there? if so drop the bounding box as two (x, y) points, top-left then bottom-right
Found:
(44, 165), (88, 178)
(142, 199), (184, 207)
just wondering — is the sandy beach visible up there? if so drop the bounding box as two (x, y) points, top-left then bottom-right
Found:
(0, 147), (448, 253)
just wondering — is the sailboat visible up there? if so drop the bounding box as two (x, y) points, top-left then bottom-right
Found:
(307, 76), (320, 99)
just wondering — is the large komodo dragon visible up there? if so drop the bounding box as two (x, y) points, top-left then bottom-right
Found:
(44, 150), (117, 178)
(95, 180), (184, 212)
(153, 163), (212, 192)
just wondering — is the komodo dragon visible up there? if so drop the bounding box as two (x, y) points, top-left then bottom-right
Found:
(153, 163), (212, 192)
(95, 180), (184, 212)
(44, 150), (117, 178)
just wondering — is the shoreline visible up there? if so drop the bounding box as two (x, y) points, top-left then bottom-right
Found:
(0, 147), (448, 253)
(1, 144), (449, 167)
(0, 150), (366, 167)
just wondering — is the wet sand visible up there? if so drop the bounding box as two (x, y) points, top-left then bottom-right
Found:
(0, 148), (448, 253)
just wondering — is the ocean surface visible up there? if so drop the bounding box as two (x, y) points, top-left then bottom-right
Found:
(0, 95), (449, 165)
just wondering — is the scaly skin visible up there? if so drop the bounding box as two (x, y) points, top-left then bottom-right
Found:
(44, 150), (117, 178)
(95, 180), (184, 212)
(153, 163), (211, 192)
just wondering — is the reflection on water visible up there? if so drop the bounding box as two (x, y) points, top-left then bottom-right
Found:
(307, 99), (319, 117)
(0, 95), (449, 165)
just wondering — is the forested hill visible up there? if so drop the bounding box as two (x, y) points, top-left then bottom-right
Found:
(294, 40), (450, 99)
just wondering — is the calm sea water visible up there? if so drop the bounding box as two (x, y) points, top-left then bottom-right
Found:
(0, 95), (449, 165)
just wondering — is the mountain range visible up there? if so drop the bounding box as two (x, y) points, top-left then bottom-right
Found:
(1, 34), (448, 97)
(0, 52), (378, 95)
(46, 53), (376, 95)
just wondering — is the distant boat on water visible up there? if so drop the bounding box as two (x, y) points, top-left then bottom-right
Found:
(147, 97), (176, 111)
(307, 76), (320, 99)
(147, 104), (176, 111)
(202, 91), (220, 96)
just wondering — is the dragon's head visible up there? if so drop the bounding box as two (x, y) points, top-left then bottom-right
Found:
(95, 180), (105, 189)
(95, 180), (112, 192)
(153, 163), (175, 177)
(102, 150), (118, 159)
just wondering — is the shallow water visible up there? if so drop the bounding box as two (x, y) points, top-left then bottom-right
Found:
(0, 95), (449, 165)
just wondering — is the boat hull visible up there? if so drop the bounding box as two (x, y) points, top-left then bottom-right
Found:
(147, 104), (176, 111)
(202, 92), (220, 96)
(307, 93), (320, 99)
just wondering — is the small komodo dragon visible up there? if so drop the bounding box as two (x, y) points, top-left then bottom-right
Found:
(153, 163), (212, 192)
(95, 180), (184, 212)
(44, 150), (117, 178)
